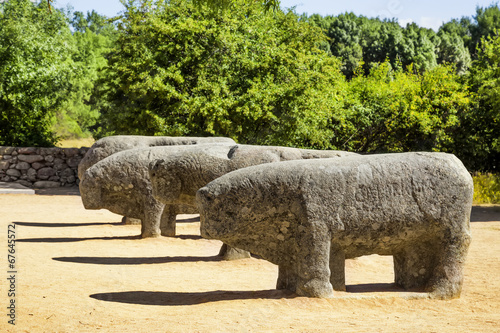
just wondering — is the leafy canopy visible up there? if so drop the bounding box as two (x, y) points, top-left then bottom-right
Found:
(0, 0), (76, 146)
(97, 0), (344, 148)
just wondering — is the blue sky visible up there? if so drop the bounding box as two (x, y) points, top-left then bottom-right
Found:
(58, 0), (498, 30)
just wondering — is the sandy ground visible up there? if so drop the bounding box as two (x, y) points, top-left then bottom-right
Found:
(0, 188), (499, 332)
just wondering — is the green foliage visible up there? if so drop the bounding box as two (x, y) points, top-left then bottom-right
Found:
(468, 4), (500, 58)
(436, 29), (471, 75)
(329, 62), (471, 153)
(51, 10), (117, 140)
(308, 14), (440, 78)
(455, 31), (500, 171)
(473, 173), (500, 204)
(97, 0), (344, 147)
(192, 0), (280, 12)
(0, 0), (76, 146)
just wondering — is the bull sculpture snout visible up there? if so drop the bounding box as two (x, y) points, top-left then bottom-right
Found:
(79, 176), (102, 210)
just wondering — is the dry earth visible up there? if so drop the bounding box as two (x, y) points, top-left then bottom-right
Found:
(0, 188), (499, 332)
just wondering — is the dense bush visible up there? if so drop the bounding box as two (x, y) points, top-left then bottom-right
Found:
(329, 62), (470, 153)
(95, 0), (345, 148)
(473, 173), (500, 204)
(0, 0), (76, 146)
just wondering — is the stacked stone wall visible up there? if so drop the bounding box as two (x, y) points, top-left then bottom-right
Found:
(0, 146), (89, 188)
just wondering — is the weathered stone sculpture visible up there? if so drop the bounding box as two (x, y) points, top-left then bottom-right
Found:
(196, 152), (473, 299)
(149, 144), (357, 259)
(80, 144), (233, 238)
(78, 135), (235, 180)
(78, 135), (235, 224)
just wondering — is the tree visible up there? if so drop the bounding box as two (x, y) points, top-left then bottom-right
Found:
(329, 62), (471, 153)
(51, 10), (118, 140)
(435, 30), (471, 74)
(468, 4), (500, 58)
(456, 31), (500, 171)
(0, 0), (76, 146)
(192, 0), (280, 12)
(96, 0), (344, 148)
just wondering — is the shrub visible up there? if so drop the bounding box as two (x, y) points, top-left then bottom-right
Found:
(473, 172), (500, 204)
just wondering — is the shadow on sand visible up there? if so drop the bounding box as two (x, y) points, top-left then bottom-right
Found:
(34, 187), (81, 196)
(90, 289), (294, 306)
(16, 234), (201, 243)
(53, 255), (222, 265)
(14, 221), (124, 228)
(16, 235), (142, 243)
(89, 283), (425, 306)
(470, 205), (500, 222)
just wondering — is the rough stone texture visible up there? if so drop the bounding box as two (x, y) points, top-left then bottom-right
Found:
(37, 167), (56, 179)
(53, 158), (65, 165)
(0, 161), (10, 170)
(67, 156), (82, 168)
(149, 144), (357, 257)
(27, 168), (37, 182)
(0, 146), (89, 188)
(15, 179), (32, 187)
(34, 181), (61, 188)
(60, 168), (74, 177)
(0, 147), (15, 155)
(197, 152), (473, 299)
(15, 162), (30, 170)
(122, 217), (142, 225)
(78, 135), (236, 181)
(32, 162), (44, 170)
(80, 144), (234, 238)
(17, 147), (37, 155)
(54, 163), (69, 171)
(18, 154), (44, 163)
(64, 148), (80, 157)
(6, 169), (21, 177)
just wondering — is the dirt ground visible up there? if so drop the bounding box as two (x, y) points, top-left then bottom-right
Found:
(0, 188), (499, 332)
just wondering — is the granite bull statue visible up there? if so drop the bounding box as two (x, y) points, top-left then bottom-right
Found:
(196, 152), (473, 299)
(78, 135), (235, 224)
(149, 145), (357, 259)
(80, 144), (234, 238)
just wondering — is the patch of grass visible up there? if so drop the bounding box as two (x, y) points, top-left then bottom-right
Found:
(473, 172), (500, 204)
(56, 137), (95, 148)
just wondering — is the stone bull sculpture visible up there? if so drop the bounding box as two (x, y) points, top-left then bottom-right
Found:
(149, 145), (357, 259)
(78, 135), (235, 180)
(196, 152), (473, 299)
(80, 144), (234, 238)
(78, 135), (235, 224)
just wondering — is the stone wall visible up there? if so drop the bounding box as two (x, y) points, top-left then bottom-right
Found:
(0, 146), (89, 188)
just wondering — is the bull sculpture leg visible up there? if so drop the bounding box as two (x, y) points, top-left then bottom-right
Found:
(218, 243), (251, 260)
(277, 265), (298, 292)
(160, 204), (178, 237)
(122, 216), (141, 225)
(140, 198), (164, 238)
(329, 243), (346, 291)
(425, 233), (471, 299)
(393, 240), (437, 291)
(295, 221), (334, 298)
